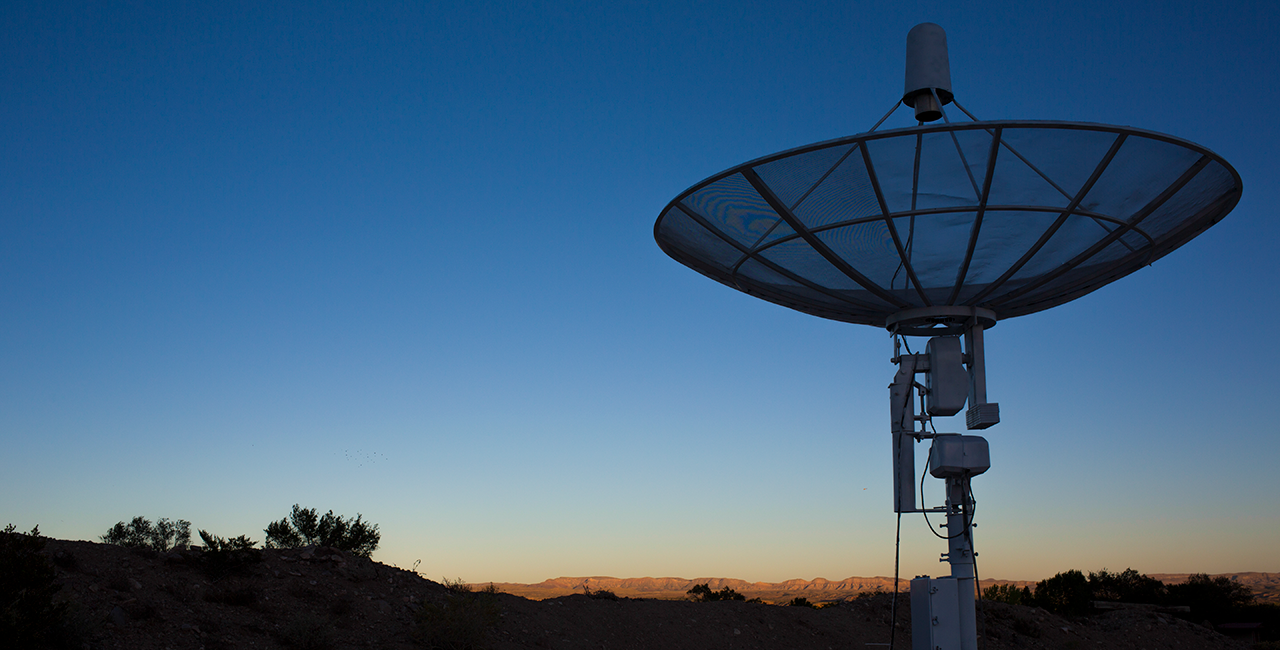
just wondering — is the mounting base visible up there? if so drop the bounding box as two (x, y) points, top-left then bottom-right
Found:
(911, 576), (960, 650)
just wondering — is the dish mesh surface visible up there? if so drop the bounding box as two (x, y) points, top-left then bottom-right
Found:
(655, 121), (1241, 326)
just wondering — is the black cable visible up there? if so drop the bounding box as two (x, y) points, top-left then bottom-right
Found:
(890, 334), (907, 650)
(919, 455), (966, 540)
(889, 332), (910, 650)
(889, 510), (901, 650)
(967, 481), (985, 650)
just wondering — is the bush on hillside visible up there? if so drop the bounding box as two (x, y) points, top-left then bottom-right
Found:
(263, 505), (380, 558)
(582, 585), (619, 600)
(1087, 568), (1165, 604)
(1, 524), (79, 649)
(982, 583), (1033, 606)
(199, 530), (258, 553)
(1165, 573), (1254, 621)
(687, 583), (745, 602)
(1026, 567), (1265, 629)
(1033, 569), (1092, 616)
(101, 516), (191, 552)
(197, 530), (262, 579)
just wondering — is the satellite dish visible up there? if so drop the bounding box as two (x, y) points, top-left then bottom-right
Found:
(654, 23), (1241, 650)
(654, 121), (1239, 334)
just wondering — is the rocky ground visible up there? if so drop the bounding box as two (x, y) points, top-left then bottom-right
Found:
(37, 538), (1251, 650)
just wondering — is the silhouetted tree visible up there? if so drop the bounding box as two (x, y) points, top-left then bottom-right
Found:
(101, 516), (191, 552)
(1087, 568), (1165, 604)
(263, 504), (380, 558)
(1034, 570), (1091, 616)
(982, 583), (1033, 606)
(687, 583), (745, 602)
(1165, 574), (1254, 622)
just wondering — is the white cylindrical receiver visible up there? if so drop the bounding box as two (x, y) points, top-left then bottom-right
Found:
(903, 23), (953, 122)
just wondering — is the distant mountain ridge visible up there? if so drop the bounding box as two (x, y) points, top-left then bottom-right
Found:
(478, 573), (1280, 604)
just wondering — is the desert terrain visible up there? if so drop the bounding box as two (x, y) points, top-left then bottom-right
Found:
(483, 573), (1280, 605)
(17, 537), (1263, 649)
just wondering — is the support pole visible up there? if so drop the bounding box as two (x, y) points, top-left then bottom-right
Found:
(889, 311), (995, 650)
(945, 477), (977, 650)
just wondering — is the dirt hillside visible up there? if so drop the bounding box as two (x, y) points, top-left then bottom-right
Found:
(33, 538), (1249, 650)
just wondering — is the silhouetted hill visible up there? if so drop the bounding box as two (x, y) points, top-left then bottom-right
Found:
(11, 537), (1255, 650)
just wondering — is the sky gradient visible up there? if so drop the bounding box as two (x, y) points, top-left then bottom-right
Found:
(3, 0), (1278, 584)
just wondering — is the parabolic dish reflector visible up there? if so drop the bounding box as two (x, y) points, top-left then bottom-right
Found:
(654, 121), (1241, 329)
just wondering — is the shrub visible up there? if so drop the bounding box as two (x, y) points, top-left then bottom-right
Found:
(687, 583), (746, 602)
(101, 516), (191, 552)
(441, 577), (472, 594)
(1, 524), (76, 649)
(982, 583), (1033, 606)
(1165, 573), (1254, 621)
(197, 530), (263, 579)
(414, 579), (500, 649)
(582, 585), (618, 600)
(788, 597), (815, 608)
(1033, 570), (1091, 616)
(1088, 568), (1165, 604)
(264, 505), (380, 558)
(199, 530), (258, 553)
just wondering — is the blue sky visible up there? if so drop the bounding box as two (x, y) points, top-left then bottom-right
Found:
(3, 0), (1277, 584)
